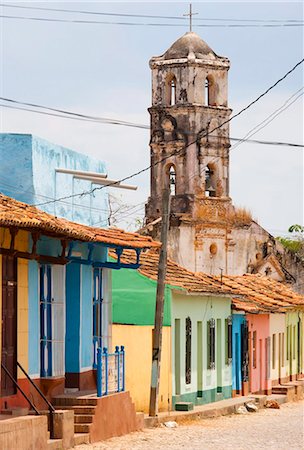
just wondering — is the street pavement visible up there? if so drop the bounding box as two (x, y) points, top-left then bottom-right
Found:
(75, 400), (304, 450)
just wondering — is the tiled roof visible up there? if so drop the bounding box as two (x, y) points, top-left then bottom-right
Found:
(111, 249), (235, 295)
(219, 274), (304, 313)
(111, 248), (304, 311)
(0, 194), (159, 249)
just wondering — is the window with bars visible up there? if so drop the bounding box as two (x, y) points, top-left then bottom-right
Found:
(225, 316), (232, 365)
(185, 317), (192, 384)
(40, 264), (65, 377)
(207, 319), (215, 370)
(272, 334), (276, 370)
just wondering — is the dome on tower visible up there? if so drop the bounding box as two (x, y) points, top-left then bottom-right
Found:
(160, 32), (220, 61)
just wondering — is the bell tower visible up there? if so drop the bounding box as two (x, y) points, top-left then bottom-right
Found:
(145, 32), (235, 274)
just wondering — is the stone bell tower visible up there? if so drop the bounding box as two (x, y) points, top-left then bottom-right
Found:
(145, 32), (235, 274)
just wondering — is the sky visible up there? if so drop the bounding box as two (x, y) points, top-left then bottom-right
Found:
(0, 1), (303, 235)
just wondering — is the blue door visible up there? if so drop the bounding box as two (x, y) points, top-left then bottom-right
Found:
(40, 265), (52, 377)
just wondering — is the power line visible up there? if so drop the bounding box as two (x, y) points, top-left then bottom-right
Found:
(0, 3), (303, 24)
(30, 56), (304, 208)
(1, 99), (303, 148)
(231, 87), (304, 151)
(0, 14), (303, 28)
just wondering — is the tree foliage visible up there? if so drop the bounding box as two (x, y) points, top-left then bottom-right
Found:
(277, 224), (304, 259)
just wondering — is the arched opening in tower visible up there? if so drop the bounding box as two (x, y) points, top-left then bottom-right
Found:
(205, 164), (216, 197)
(166, 74), (177, 106)
(166, 164), (177, 195)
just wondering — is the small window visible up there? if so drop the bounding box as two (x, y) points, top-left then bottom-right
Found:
(225, 316), (232, 365)
(205, 76), (215, 106)
(185, 317), (192, 384)
(207, 319), (215, 370)
(272, 334), (276, 370)
(252, 330), (257, 369)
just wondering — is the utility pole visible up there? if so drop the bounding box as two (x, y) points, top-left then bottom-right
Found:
(149, 187), (171, 417)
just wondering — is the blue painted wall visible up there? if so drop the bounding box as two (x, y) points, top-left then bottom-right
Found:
(232, 313), (246, 391)
(0, 133), (108, 226)
(81, 264), (93, 369)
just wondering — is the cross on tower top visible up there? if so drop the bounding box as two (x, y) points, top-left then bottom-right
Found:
(183, 3), (198, 32)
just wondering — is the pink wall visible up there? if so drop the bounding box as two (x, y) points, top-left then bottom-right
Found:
(247, 314), (272, 394)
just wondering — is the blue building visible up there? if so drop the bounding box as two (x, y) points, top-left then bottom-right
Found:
(0, 133), (108, 226)
(0, 134), (140, 393)
(232, 313), (248, 396)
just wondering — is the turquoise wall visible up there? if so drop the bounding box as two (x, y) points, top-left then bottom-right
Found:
(66, 263), (81, 373)
(232, 313), (246, 391)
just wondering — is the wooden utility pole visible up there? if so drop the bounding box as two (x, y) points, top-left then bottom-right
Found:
(149, 187), (171, 417)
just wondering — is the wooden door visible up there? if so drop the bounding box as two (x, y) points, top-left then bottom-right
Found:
(1, 255), (17, 396)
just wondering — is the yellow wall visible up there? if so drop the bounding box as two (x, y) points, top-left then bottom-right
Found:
(0, 228), (29, 379)
(112, 324), (172, 413)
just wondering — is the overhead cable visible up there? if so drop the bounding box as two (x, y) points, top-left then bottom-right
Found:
(0, 14), (303, 27)
(30, 56), (304, 208)
(0, 3), (303, 23)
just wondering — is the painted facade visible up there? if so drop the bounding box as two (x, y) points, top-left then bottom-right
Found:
(0, 194), (157, 413)
(269, 314), (287, 385)
(111, 250), (232, 413)
(0, 133), (108, 226)
(171, 292), (232, 407)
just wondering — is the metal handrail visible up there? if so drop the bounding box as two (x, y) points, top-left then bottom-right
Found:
(1, 362), (39, 414)
(1, 362), (55, 439)
(16, 361), (55, 438)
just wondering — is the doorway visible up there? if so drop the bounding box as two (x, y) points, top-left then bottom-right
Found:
(1, 255), (17, 396)
(216, 319), (222, 392)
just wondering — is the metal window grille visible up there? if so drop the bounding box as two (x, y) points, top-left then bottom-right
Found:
(208, 319), (215, 370)
(241, 321), (249, 382)
(185, 317), (192, 384)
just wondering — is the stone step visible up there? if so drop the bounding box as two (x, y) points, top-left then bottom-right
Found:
(175, 402), (194, 411)
(74, 414), (94, 424)
(74, 433), (91, 445)
(54, 405), (97, 415)
(47, 439), (63, 450)
(53, 397), (98, 407)
(74, 423), (93, 434)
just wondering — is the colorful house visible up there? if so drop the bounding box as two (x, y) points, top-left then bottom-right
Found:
(224, 274), (304, 396)
(111, 249), (234, 413)
(0, 194), (157, 446)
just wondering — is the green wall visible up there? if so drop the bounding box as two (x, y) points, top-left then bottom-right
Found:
(112, 267), (172, 326)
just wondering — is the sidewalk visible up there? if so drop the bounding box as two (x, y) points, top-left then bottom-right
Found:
(144, 393), (287, 427)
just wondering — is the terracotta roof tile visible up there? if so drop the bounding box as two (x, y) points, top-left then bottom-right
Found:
(110, 249), (233, 295)
(0, 194), (159, 249)
(111, 249), (304, 311)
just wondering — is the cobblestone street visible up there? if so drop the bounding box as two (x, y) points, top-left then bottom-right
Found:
(75, 401), (304, 450)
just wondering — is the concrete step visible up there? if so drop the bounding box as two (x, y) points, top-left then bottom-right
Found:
(74, 433), (90, 445)
(47, 439), (63, 450)
(175, 402), (194, 411)
(74, 423), (93, 433)
(74, 414), (94, 424)
(272, 385), (296, 401)
(53, 397), (98, 407)
(66, 405), (97, 415)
